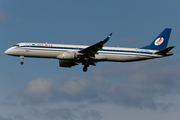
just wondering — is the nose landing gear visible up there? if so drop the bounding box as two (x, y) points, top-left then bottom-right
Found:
(20, 61), (24, 65)
(20, 56), (24, 65)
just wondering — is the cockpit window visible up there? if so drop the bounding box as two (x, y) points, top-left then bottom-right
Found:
(13, 44), (19, 47)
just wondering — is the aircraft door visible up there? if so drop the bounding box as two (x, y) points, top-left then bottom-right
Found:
(136, 48), (139, 58)
(25, 43), (30, 52)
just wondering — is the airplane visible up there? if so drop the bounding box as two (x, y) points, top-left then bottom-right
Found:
(5, 28), (174, 72)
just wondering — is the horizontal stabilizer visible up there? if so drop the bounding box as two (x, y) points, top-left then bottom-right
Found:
(154, 46), (175, 55)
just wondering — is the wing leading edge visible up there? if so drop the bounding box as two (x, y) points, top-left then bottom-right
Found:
(78, 33), (113, 55)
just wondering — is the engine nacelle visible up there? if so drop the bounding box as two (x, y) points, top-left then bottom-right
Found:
(59, 60), (78, 68)
(57, 52), (76, 60)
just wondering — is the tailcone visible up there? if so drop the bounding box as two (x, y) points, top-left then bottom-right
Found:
(166, 52), (173, 56)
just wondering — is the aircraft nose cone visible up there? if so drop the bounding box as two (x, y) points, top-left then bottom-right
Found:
(4, 49), (9, 54)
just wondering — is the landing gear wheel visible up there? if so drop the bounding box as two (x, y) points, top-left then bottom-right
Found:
(20, 56), (24, 65)
(20, 61), (24, 65)
(83, 66), (88, 72)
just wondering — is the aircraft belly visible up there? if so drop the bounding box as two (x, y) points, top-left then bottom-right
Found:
(102, 54), (137, 62)
(102, 54), (156, 62)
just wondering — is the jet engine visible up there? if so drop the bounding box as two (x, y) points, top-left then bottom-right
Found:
(59, 60), (78, 67)
(57, 52), (76, 60)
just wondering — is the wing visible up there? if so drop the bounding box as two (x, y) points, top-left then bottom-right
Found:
(78, 33), (112, 55)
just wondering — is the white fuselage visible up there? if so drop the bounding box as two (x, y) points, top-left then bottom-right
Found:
(5, 42), (162, 62)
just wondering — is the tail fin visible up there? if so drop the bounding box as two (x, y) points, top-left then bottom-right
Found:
(141, 28), (172, 50)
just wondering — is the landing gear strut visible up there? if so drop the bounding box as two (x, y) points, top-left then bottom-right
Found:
(20, 56), (24, 65)
(82, 60), (90, 72)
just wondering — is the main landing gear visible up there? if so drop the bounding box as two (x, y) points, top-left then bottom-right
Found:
(83, 67), (87, 72)
(83, 65), (89, 72)
(82, 59), (90, 72)
(20, 56), (24, 65)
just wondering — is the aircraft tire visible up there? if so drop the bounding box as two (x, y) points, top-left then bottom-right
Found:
(83, 66), (88, 72)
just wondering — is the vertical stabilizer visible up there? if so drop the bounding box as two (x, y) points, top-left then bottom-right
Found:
(141, 28), (172, 50)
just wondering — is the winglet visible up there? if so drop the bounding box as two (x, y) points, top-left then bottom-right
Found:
(104, 33), (113, 41)
(78, 33), (113, 54)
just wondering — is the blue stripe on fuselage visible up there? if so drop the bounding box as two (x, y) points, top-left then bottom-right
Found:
(17, 45), (154, 57)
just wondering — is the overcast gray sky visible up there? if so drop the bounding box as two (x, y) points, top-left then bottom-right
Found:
(1, 0), (180, 120)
